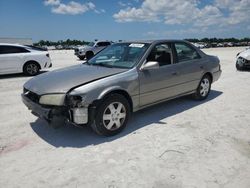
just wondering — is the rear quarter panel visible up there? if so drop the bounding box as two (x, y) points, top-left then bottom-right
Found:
(23, 51), (51, 70)
(203, 55), (221, 82)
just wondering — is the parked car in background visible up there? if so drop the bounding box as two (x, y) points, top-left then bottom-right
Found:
(74, 41), (112, 60)
(192, 42), (206, 49)
(22, 40), (221, 136)
(236, 48), (250, 70)
(217, 43), (224, 47)
(0, 43), (52, 76)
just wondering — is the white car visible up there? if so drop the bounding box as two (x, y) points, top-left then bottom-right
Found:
(0, 43), (52, 76)
(74, 41), (112, 60)
(236, 47), (250, 70)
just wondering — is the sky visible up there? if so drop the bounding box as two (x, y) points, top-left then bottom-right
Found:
(0, 0), (250, 42)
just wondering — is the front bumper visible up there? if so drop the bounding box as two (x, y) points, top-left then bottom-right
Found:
(75, 51), (85, 57)
(242, 61), (250, 68)
(22, 94), (89, 125)
(22, 94), (51, 120)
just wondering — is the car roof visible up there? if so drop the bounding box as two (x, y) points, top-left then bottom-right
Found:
(0, 43), (27, 47)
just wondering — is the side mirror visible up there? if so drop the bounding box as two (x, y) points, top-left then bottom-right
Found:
(141, 61), (159, 70)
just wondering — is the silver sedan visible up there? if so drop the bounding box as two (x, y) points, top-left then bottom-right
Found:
(22, 40), (221, 136)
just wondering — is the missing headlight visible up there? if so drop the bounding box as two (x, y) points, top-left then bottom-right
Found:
(68, 95), (86, 108)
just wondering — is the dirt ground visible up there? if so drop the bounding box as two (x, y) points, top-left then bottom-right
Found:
(0, 47), (250, 188)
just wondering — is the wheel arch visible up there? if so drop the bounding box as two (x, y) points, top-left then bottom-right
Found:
(86, 50), (94, 54)
(93, 88), (133, 112)
(203, 72), (213, 83)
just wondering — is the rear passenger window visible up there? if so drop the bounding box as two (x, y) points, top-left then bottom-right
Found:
(0, 46), (29, 54)
(174, 43), (200, 62)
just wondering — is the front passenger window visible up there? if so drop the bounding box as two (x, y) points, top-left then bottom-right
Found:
(147, 43), (172, 66)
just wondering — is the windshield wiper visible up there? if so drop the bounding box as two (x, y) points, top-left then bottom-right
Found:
(95, 63), (113, 68)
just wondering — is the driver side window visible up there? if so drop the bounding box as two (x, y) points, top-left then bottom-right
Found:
(147, 43), (172, 66)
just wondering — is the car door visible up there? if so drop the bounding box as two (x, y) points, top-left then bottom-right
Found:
(0, 45), (27, 74)
(139, 43), (184, 106)
(171, 42), (205, 93)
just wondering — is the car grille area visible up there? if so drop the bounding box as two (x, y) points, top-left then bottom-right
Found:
(23, 88), (40, 103)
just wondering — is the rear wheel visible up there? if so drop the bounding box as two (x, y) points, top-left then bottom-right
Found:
(86, 51), (94, 60)
(193, 74), (211, 100)
(91, 94), (130, 136)
(23, 62), (40, 76)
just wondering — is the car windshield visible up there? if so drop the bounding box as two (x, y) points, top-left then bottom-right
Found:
(88, 43), (150, 69)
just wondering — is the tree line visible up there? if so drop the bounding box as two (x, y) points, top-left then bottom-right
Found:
(34, 39), (90, 46)
(185, 37), (250, 43)
(34, 38), (250, 46)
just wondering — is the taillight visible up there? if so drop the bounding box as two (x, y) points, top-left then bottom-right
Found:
(46, 53), (50, 57)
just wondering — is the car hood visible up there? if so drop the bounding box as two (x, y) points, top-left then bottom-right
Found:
(24, 64), (126, 95)
(238, 49), (250, 60)
(79, 46), (91, 51)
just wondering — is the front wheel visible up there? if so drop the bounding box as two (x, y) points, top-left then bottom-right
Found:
(79, 55), (85, 60)
(236, 57), (245, 71)
(91, 94), (131, 136)
(193, 75), (211, 100)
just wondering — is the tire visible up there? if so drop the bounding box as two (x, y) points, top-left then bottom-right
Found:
(193, 74), (211, 100)
(86, 51), (94, 60)
(91, 94), (131, 136)
(236, 63), (243, 71)
(79, 55), (85, 60)
(236, 57), (244, 71)
(23, 61), (40, 76)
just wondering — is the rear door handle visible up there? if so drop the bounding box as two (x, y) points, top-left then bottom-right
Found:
(200, 65), (204, 69)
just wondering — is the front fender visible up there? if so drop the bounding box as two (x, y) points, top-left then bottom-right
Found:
(68, 68), (139, 108)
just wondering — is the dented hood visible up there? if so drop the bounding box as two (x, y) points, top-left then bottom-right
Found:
(24, 64), (126, 95)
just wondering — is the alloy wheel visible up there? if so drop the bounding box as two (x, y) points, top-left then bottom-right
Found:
(200, 78), (210, 97)
(102, 102), (126, 131)
(26, 64), (38, 75)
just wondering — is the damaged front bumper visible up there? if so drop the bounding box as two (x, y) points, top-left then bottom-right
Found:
(21, 94), (89, 126)
(22, 94), (51, 120)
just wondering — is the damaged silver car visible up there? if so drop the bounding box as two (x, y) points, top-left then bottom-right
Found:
(236, 47), (250, 70)
(22, 40), (221, 136)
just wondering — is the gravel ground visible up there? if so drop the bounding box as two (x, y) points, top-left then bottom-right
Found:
(0, 47), (250, 188)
